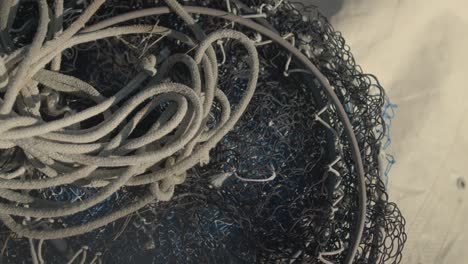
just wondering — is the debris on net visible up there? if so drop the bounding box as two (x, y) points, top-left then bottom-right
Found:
(0, 0), (406, 263)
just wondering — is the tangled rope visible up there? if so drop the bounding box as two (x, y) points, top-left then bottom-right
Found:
(0, 0), (261, 238)
(0, 0), (406, 263)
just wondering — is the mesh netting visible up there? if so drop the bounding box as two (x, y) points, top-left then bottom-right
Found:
(0, 0), (406, 263)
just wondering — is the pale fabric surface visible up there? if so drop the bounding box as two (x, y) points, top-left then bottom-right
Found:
(302, 0), (468, 263)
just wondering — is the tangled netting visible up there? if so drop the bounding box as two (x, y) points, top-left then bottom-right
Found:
(0, 0), (406, 263)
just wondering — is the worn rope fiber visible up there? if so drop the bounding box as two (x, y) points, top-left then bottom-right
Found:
(0, 0), (260, 239)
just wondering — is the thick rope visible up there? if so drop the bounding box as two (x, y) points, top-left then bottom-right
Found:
(0, 0), (259, 242)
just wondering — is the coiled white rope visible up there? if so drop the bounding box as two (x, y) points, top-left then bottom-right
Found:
(0, 0), (259, 239)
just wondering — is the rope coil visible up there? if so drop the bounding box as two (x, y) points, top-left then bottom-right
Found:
(0, 0), (259, 240)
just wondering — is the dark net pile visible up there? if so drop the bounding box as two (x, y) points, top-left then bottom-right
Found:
(0, 0), (406, 263)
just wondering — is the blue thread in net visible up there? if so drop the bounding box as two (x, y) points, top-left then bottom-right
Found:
(382, 95), (397, 151)
(383, 153), (396, 187)
(45, 186), (120, 224)
(382, 95), (398, 187)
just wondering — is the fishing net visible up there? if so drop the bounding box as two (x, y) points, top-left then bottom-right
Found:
(0, 0), (406, 263)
